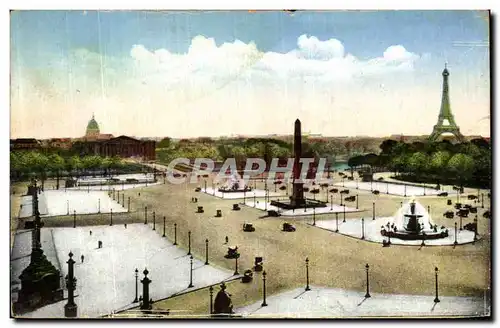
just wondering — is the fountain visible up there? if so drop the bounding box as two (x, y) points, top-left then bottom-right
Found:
(381, 198), (449, 241)
(218, 172), (252, 193)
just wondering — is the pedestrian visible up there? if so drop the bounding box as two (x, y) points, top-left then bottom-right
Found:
(225, 236), (229, 244)
(98, 240), (102, 249)
(124, 223), (127, 229)
(81, 255), (84, 263)
(90, 230), (92, 236)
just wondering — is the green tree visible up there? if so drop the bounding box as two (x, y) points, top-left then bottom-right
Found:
(447, 153), (475, 188)
(48, 153), (65, 189)
(407, 152), (429, 177)
(158, 137), (172, 149)
(429, 151), (451, 183)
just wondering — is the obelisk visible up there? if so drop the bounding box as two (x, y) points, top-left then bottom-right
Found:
(291, 119), (305, 207)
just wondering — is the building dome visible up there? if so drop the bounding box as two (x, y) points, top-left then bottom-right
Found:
(85, 114), (100, 137)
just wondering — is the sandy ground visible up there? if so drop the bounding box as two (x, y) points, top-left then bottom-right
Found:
(11, 172), (491, 318)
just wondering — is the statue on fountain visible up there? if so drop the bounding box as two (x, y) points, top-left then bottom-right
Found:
(213, 282), (234, 315)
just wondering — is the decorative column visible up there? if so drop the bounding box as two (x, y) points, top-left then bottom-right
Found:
(188, 231), (192, 255)
(140, 268), (152, 310)
(261, 270), (268, 307)
(64, 251), (78, 318)
(188, 255), (194, 288)
(205, 239), (209, 265)
(305, 257), (311, 291)
(434, 267), (440, 303)
(133, 268), (139, 303)
(365, 263), (371, 298)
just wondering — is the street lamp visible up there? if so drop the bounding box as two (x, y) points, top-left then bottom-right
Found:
(335, 213), (339, 233)
(343, 204), (346, 223)
(454, 222), (458, 246)
(73, 210), (76, 228)
(209, 285), (214, 314)
(305, 257), (311, 291)
(110, 209), (113, 226)
(261, 270), (268, 307)
(188, 255), (194, 288)
(144, 206), (148, 224)
(153, 211), (156, 230)
(365, 263), (371, 298)
(474, 215), (478, 242)
(98, 198), (101, 214)
(434, 267), (440, 303)
(173, 223), (177, 245)
(128, 197), (130, 212)
(205, 239), (209, 265)
(234, 250), (240, 276)
(330, 195), (333, 210)
(356, 194), (359, 210)
(361, 218), (365, 240)
(163, 216), (166, 237)
(133, 268), (139, 303)
(188, 231), (192, 255)
(372, 201), (375, 220)
(312, 208), (316, 226)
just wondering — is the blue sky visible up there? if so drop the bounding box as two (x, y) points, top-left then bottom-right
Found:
(10, 10), (490, 138)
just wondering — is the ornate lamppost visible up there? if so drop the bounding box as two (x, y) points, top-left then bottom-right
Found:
(110, 209), (113, 226)
(133, 268), (139, 303)
(209, 285), (214, 314)
(261, 270), (268, 307)
(305, 257), (311, 291)
(144, 206), (148, 224)
(173, 223), (177, 245)
(372, 201), (375, 220)
(234, 250), (240, 276)
(163, 216), (166, 237)
(64, 252), (78, 317)
(153, 211), (156, 230)
(343, 204), (346, 223)
(454, 222), (458, 246)
(361, 218), (365, 240)
(205, 239), (209, 265)
(188, 255), (194, 288)
(188, 231), (192, 255)
(312, 208), (316, 226)
(335, 213), (339, 233)
(73, 210), (76, 228)
(365, 263), (371, 298)
(434, 267), (440, 303)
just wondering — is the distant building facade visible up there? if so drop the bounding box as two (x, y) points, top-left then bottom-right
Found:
(10, 138), (42, 151)
(72, 136), (156, 161)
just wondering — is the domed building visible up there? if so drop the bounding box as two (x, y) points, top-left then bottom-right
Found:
(72, 114), (156, 161)
(85, 114), (101, 139)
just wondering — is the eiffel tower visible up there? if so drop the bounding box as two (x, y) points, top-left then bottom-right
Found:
(428, 64), (465, 143)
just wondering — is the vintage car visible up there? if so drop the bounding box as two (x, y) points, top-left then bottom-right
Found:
(344, 195), (356, 202)
(282, 222), (296, 232)
(329, 188), (339, 193)
(372, 190), (380, 195)
(243, 223), (255, 232)
(340, 189), (350, 195)
(443, 211), (454, 219)
(194, 187), (201, 192)
(438, 192), (449, 197)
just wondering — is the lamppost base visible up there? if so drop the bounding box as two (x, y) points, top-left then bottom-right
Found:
(305, 286), (311, 291)
(205, 261), (209, 265)
(434, 297), (440, 303)
(188, 251), (191, 255)
(133, 297), (138, 303)
(261, 302), (268, 307)
(174, 242), (177, 245)
(64, 303), (78, 317)
(454, 241), (458, 246)
(365, 293), (371, 298)
(335, 229), (339, 233)
(162, 233), (165, 237)
(188, 283), (194, 288)
(234, 271), (239, 276)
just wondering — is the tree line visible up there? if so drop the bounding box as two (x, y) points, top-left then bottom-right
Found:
(10, 151), (144, 189)
(347, 138), (491, 188)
